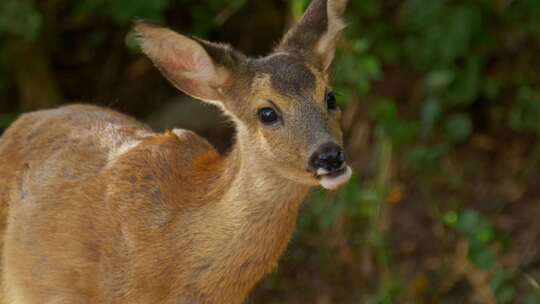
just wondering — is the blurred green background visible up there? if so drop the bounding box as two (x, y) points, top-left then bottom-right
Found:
(1, 0), (540, 303)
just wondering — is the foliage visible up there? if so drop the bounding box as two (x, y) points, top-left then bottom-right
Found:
(74, 0), (171, 25)
(0, 113), (16, 130)
(445, 209), (518, 303)
(0, 0), (42, 41)
(304, 0), (540, 302)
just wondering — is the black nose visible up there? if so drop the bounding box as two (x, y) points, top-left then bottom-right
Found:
(309, 142), (345, 172)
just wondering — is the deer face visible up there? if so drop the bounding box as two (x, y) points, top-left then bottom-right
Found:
(135, 0), (351, 190)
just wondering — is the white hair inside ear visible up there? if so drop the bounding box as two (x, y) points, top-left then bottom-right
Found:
(316, 0), (348, 70)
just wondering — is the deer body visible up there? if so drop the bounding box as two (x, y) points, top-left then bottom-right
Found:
(0, 105), (307, 303)
(0, 1), (350, 303)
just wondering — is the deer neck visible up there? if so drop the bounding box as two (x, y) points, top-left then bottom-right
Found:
(195, 126), (310, 300)
(219, 126), (310, 224)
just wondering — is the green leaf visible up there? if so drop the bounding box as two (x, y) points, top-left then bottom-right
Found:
(490, 270), (515, 304)
(525, 294), (540, 304)
(468, 240), (495, 270)
(426, 70), (455, 92)
(483, 77), (500, 100)
(445, 113), (473, 143)
(407, 145), (447, 174)
(421, 98), (442, 137)
(369, 98), (398, 122)
(0, 0), (42, 41)
(473, 225), (495, 243)
(359, 55), (381, 80)
(291, 0), (310, 20)
(124, 30), (140, 52)
(443, 211), (458, 226)
(447, 57), (482, 106)
(455, 209), (480, 234)
(509, 88), (540, 135)
(0, 113), (16, 129)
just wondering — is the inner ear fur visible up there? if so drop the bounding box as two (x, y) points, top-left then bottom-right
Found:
(134, 20), (247, 104)
(276, 0), (348, 71)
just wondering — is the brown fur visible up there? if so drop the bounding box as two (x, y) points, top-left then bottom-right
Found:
(0, 0), (348, 303)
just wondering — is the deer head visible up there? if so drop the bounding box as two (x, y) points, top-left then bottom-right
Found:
(135, 0), (351, 190)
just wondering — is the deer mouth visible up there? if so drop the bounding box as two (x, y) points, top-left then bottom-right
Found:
(315, 165), (352, 190)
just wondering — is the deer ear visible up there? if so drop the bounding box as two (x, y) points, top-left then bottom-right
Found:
(277, 0), (348, 71)
(134, 21), (242, 104)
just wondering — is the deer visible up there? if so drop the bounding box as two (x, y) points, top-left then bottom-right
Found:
(0, 0), (351, 303)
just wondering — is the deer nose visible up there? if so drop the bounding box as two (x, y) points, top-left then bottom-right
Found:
(309, 142), (345, 173)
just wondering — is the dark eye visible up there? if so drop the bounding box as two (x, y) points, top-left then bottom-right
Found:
(326, 91), (338, 111)
(257, 107), (279, 125)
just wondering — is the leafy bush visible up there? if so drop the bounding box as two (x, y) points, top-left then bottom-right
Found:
(0, 0), (42, 41)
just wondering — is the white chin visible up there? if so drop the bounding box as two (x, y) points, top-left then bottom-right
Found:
(319, 166), (352, 190)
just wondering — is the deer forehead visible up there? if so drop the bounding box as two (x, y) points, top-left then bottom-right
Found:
(250, 54), (327, 102)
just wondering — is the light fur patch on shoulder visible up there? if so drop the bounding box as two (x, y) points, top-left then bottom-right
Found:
(105, 127), (154, 162)
(108, 140), (141, 161)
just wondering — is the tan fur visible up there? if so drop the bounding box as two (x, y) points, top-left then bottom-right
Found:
(0, 1), (349, 303)
(0, 105), (309, 303)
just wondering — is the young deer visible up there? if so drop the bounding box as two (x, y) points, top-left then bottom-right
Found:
(0, 0), (351, 303)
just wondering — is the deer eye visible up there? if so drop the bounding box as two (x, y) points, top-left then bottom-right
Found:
(257, 107), (280, 125)
(326, 91), (338, 111)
